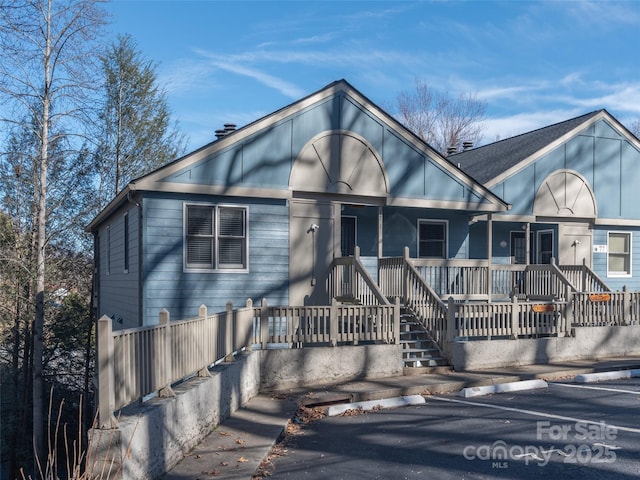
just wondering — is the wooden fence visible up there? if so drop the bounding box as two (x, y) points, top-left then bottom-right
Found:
(97, 298), (400, 428)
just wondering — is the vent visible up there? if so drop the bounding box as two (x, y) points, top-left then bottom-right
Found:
(215, 123), (237, 140)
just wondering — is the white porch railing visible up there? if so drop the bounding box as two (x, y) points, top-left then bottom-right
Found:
(97, 297), (400, 428)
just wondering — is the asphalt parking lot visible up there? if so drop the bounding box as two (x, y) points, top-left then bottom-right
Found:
(264, 377), (640, 479)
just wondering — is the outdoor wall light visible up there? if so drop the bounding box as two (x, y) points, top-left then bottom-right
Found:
(308, 223), (320, 286)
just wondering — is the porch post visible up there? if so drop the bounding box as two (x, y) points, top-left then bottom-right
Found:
(487, 213), (493, 302)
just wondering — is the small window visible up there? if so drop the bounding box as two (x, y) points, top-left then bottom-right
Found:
(185, 204), (248, 271)
(106, 225), (111, 276)
(418, 220), (447, 258)
(123, 212), (129, 273)
(608, 232), (631, 277)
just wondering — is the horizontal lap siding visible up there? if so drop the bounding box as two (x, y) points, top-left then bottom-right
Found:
(99, 206), (140, 329)
(143, 196), (289, 324)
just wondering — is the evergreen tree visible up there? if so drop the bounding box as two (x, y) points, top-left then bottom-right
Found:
(96, 34), (185, 206)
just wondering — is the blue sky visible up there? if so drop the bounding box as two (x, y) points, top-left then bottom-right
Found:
(107, 0), (640, 152)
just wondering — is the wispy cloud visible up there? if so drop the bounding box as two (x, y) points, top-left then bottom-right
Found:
(195, 49), (306, 99)
(565, 0), (640, 27)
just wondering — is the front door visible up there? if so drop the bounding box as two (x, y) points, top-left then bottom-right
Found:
(558, 223), (592, 267)
(289, 200), (337, 305)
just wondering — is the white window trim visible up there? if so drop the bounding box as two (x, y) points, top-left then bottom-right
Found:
(417, 219), (449, 259)
(607, 230), (632, 278)
(183, 202), (249, 273)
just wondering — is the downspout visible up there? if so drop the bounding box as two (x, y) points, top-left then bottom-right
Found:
(127, 190), (143, 325)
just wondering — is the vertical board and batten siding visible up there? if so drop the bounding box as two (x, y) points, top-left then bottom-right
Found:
(163, 91), (488, 206)
(493, 119), (640, 220)
(98, 205), (140, 329)
(142, 195), (289, 323)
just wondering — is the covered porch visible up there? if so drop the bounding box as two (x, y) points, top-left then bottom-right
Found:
(328, 245), (640, 364)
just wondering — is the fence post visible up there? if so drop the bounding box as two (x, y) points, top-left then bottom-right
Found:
(224, 301), (235, 362)
(622, 286), (630, 326)
(510, 295), (518, 339)
(97, 316), (118, 429)
(158, 309), (175, 398)
(393, 297), (401, 345)
(260, 298), (269, 349)
(241, 298), (254, 350)
(197, 304), (212, 377)
(564, 290), (574, 336)
(330, 298), (338, 347)
(446, 296), (455, 344)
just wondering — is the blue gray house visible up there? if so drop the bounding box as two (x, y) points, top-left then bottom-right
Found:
(87, 80), (508, 328)
(454, 109), (640, 292)
(87, 80), (640, 329)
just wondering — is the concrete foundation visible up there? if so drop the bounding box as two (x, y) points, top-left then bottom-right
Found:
(451, 325), (640, 370)
(87, 343), (401, 480)
(260, 344), (403, 390)
(87, 351), (260, 480)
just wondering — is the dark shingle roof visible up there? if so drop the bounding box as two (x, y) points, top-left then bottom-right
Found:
(451, 110), (604, 184)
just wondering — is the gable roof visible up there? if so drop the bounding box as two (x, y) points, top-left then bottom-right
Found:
(87, 79), (510, 231)
(451, 110), (604, 185)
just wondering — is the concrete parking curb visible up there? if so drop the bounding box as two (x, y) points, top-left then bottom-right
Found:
(574, 368), (640, 383)
(326, 395), (426, 416)
(459, 379), (548, 398)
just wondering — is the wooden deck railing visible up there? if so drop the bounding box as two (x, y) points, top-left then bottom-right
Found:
(559, 260), (610, 292)
(572, 287), (640, 326)
(447, 296), (572, 340)
(328, 246), (389, 305)
(97, 297), (400, 428)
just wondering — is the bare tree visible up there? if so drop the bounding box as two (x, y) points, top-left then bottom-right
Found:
(0, 0), (106, 470)
(394, 78), (486, 154)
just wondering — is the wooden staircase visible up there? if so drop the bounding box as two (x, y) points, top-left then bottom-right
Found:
(400, 308), (450, 375)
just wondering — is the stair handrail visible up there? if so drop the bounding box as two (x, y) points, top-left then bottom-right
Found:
(558, 259), (611, 292)
(402, 250), (448, 351)
(329, 246), (390, 305)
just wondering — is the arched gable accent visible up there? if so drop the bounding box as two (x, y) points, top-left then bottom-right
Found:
(533, 169), (597, 218)
(289, 130), (388, 197)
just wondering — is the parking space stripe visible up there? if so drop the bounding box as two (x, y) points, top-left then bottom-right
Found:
(428, 396), (640, 434)
(550, 382), (640, 395)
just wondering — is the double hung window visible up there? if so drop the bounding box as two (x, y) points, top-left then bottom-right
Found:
(608, 232), (631, 277)
(185, 204), (247, 270)
(418, 220), (447, 258)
